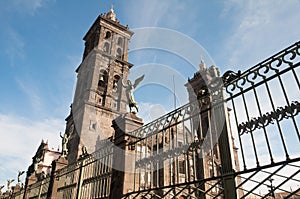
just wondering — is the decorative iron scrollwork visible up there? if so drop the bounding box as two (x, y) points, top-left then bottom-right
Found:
(128, 100), (202, 139)
(238, 101), (300, 135)
(222, 70), (242, 84)
(224, 41), (300, 95)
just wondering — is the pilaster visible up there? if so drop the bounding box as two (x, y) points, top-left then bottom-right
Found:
(47, 156), (68, 199)
(110, 113), (143, 199)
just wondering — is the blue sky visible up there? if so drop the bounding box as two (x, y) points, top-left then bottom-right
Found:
(0, 0), (299, 189)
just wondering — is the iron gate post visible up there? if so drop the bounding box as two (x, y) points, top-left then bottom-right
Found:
(211, 83), (237, 199)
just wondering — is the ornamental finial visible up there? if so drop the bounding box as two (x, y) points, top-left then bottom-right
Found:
(199, 55), (206, 71)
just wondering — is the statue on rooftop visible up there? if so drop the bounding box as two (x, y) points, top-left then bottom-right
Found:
(60, 132), (70, 157)
(41, 171), (47, 180)
(79, 145), (89, 159)
(82, 145), (88, 156)
(7, 179), (14, 190)
(0, 185), (4, 193)
(122, 75), (145, 113)
(33, 157), (41, 173)
(17, 171), (25, 183)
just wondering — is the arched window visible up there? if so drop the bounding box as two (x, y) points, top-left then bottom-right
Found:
(117, 37), (123, 46)
(103, 42), (110, 53)
(116, 48), (122, 59)
(113, 75), (120, 90)
(105, 31), (111, 39)
(98, 70), (108, 88)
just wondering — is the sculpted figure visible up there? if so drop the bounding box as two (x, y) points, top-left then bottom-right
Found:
(7, 179), (14, 190)
(17, 171), (25, 183)
(33, 157), (41, 173)
(122, 75), (145, 113)
(79, 145), (89, 159)
(0, 185), (4, 193)
(82, 145), (88, 156)
(60, 132), (70, 157)
(41, 171), (47, 179)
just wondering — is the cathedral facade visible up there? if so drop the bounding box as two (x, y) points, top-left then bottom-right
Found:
(1, 8), (241, 199)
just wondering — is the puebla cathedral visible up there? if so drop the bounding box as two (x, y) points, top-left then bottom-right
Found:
(1, 7), (242, 199)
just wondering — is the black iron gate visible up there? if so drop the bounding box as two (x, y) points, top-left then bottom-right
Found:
(124, 41), (300, 199)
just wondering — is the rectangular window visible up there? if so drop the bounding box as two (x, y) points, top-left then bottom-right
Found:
(179, 161), (186, 174)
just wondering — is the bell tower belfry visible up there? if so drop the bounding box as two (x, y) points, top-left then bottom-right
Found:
(65, 8), (134, 163)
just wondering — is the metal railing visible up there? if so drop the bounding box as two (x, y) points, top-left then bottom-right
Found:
(223, 41), (300, 198)
(124, 41), (300, 198)
(56, 140), (113, 199)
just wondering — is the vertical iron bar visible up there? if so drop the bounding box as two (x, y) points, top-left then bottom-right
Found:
(264, 78), (290, 159)
(290, 65), (300, 142)
(168, 127), (172, 187)
(190, 115), (197, 182)
(162, 127), (166, 189)
(75, 160), (84, 199)
(214, 86), (237, 199)
(144, 138), (147, 189)
(37, 180), (43, 199)
(139, 137), (142, 190)
(208, 110), (215, 177)
(133, 141), (137, 192)
(252, 84), (274, 163)
(241, 88), (260, 166)
(277, 74), (292, 159)
(175, 123), (179, 185)
(150, 134), (154, 189)
(156, 133), (159, 188)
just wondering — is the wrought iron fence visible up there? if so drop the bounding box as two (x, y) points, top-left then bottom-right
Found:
(0, 189), (25, 199)
(124, 41), (300, 199)
(56, 140), (113, 199)
(12, 190), (24, 199)
(27, 177), (50, 199)
(224, 41), (300, 198)
(124, 92), (233, 198)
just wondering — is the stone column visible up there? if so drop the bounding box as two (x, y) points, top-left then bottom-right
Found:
(47, 156), (68, 199)
(110, 113), (143, 199)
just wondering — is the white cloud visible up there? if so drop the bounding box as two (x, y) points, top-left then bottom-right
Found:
(221, 0), (300, 69)
(0, 114), (63, 188)
(9, 0), (48, 15)
(16, 78), (43, 113)
(4, 28), (25, 67)
(123, 0), (171, 27)
(0, 0), (56, 16)
(124, 0), (204, 64)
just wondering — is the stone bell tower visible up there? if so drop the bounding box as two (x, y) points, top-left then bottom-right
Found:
(65, 8), (134, 163)
(185, 59), (241, 197)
